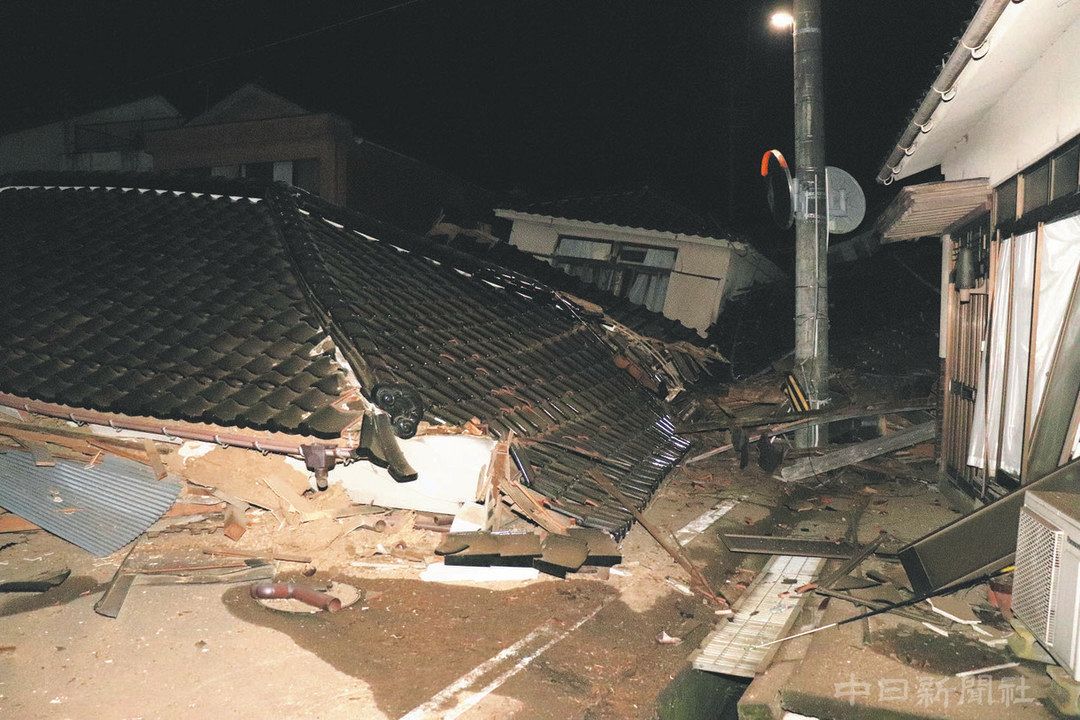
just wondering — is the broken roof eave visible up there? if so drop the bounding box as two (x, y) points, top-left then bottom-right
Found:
(875, 179), (991, 243)
(0, 391), (360, 459)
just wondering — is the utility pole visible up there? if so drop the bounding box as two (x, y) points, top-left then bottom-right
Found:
(792, 0), (829, 446)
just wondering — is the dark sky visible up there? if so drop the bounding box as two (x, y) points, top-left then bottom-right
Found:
(0, 0), (973, 230)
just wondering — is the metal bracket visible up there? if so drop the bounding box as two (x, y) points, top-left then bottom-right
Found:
(300, 444), (337, 491)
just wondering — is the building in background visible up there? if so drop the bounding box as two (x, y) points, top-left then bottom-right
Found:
(146, 84), (493, 234)
(495, 188), (783, 334)
(0, 84), (493, 237)
(874, 0), (1080, 503)
(0, 95), (182, 174)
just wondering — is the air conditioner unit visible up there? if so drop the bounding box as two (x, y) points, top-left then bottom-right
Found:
(1013, 490), (1080, 680)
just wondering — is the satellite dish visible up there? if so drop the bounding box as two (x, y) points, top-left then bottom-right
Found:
(825, 166), (866, 235)
(761, 149), (794, 230)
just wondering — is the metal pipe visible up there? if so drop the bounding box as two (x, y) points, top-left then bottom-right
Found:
(0, 392), (355, 460)
(249, 581), (342, 612)
(876, 0), (1013, 185)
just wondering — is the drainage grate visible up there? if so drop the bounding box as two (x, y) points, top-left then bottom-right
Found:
(692, 555), (823, 678)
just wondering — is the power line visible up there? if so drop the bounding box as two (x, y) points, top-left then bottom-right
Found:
(128, 0), (427, 86)
(1, 0), (427, 122)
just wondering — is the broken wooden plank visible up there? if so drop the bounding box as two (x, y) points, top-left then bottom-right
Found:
(85, 440), (149, 466)
(777, 421), (936, 482)
(500, 475), (574, 534)
(678, 399), (935, 434)
(223, 506), (247, 541)
(0, 512), (41, 533)
(585, 468), (726, 606)
(23, 441), (56, 467)
(141, 439), (168, 480)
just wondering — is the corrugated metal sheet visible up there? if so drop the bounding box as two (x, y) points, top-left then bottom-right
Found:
(0, 451), (180, 556)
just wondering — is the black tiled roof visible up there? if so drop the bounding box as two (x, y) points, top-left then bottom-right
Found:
(503, 187), (731, 239)
(0, 174), (687, 536)
(0, 181), (359, 438)
(445, 236), (708, 347)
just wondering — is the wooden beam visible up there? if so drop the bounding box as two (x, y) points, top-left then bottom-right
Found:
(778, 422), (936, 482)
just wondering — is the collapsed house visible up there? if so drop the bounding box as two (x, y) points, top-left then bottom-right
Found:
(494, 188), (784, 335)
(0, 173), (689, 541)
(437, 232), (732, 391)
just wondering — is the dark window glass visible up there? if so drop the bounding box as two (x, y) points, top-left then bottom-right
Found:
(996, 176), (1017, 224)
(244, 162), (274, 181)
(1023, 159), (1050, 215)
(1052, 143), (1079, 201)
(293, 159), (320, 192)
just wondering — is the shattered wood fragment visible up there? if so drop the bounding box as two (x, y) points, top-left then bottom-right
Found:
(258, 475), (325, 524)
(87, 440), (153, 466)
(223, 506), (247, 541)
(500, 475), (574, 534)
(22, 440), (56, 467)
(142, 439), (168, 480)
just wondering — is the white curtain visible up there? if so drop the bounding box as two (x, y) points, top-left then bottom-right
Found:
(999, 233), (1037, 476)
(967, 232), (1036, 477)
(968, 236), (1012, 474)
(967, 215), (1080, 477)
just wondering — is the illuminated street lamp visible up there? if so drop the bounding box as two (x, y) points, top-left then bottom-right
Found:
(770, 10), (794, 30)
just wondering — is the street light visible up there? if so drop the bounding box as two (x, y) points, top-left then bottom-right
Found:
(769, 10), (794, 30)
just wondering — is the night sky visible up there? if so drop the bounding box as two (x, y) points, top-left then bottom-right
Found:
(0, 1), (974, 233)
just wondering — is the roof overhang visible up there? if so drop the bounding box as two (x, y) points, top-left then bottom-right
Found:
(877, 0), (1080, 184)
(875, 179), (991, 242)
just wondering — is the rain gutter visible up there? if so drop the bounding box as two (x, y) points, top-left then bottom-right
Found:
(876, 0), (1014, 185)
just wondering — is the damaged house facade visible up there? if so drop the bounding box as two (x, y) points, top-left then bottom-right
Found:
(873, 0), (1080, 596)
(495, 188), (783, 334)
(876, 0), (1080, 503)
(0, 175), (688, 543)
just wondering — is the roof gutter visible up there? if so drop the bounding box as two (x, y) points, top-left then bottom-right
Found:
(876, 0), (1014, 185)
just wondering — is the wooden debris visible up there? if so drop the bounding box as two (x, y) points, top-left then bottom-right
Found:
(500, 475), (574, 534)
(778, 421), (936, 482)
(585, 469), (727, 606)
(142, 439), (168, 480)
(22, 441), (56, 467)
(203, 548), (312, 564)
(223, 506), (247, 541)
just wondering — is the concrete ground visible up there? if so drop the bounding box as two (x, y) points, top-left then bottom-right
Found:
(0, 439), (782, 720)
(0, 414), (1016, 720)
